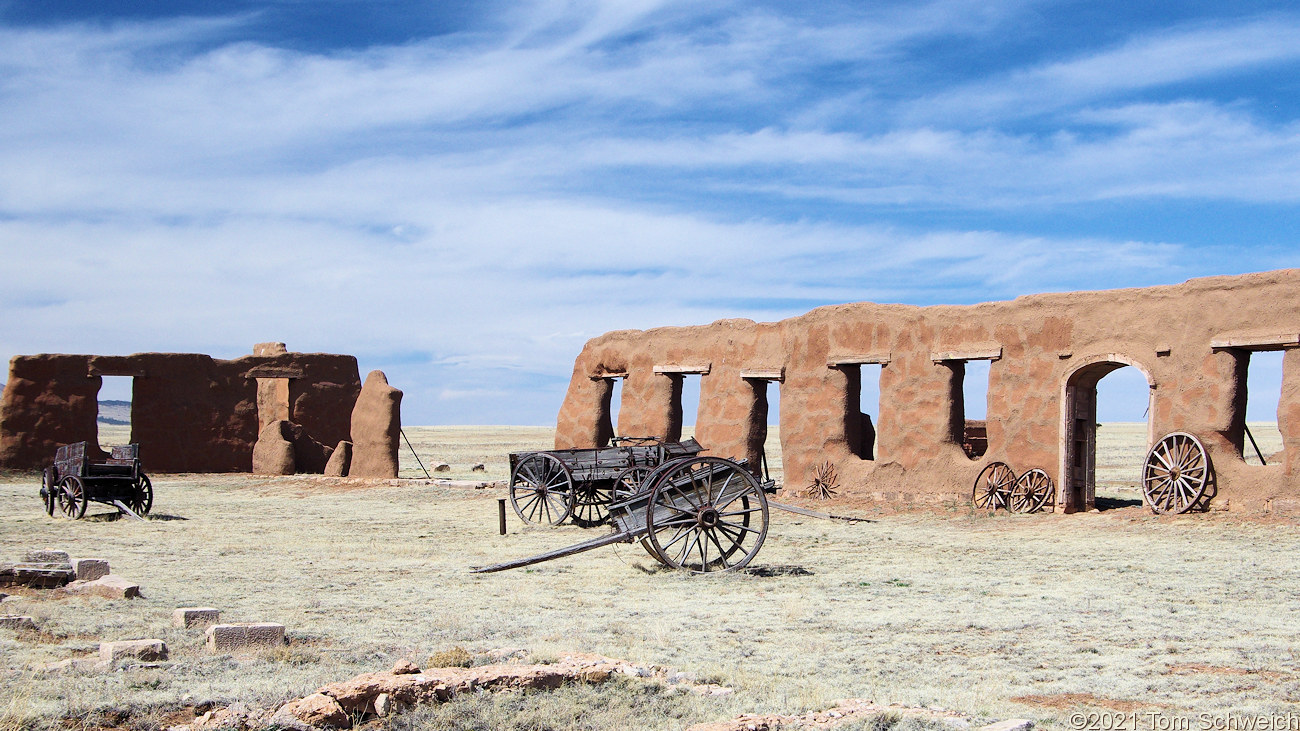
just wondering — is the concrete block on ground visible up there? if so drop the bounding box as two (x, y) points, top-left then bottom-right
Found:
(433, 462), (451, 472)
(0, 615), (37, 631)
(24, 550), (70, 564)
(173, 607), (221, 628)
(11, 564), (75, 588)
(63, 575), (142, 599)
(100, 639), (168, 663)
(73, 559), (110, 581)
(206, 623), (286, 652)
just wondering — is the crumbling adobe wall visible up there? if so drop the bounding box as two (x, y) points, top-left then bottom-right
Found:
(0, 351), (361, 473)
(556, 269), (1300, 512)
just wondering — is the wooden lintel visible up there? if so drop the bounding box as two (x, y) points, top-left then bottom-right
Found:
(1210, 333), (1300, 351)
(827, 353), (891, 367)
(590, 372), (629, 380)
(87, 367), (146, 378)
(739, 367), (784, 381)
(929, 346), (1002, 363)
(653, 364), (712, 375)
(243, 367), (305, 379)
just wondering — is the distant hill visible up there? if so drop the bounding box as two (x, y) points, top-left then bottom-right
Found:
(98, 400), (131, 425)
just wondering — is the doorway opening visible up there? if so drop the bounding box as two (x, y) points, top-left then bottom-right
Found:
(839, 363), (880, 460)
(743, 376), (782, 481)
(666, 374), (703, 443)
(97, 376), (134, 451)
(593, 376), (624, 448)
(959, 359), (992, 459)
(256, 377), (291, 432)
(1242, 350), (1284, 465)
(1063, 360), (1152, 512)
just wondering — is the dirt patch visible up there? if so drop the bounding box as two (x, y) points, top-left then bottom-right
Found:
(1164, 663), (1289, 681)
(1011, 693), (1167, 712)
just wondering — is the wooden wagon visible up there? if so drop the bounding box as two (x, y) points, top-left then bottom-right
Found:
(507, 436), (704, 526)
(40, 441), (152, 520)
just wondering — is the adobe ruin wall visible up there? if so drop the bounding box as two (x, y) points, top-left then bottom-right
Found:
(556, 269), (1300, 512)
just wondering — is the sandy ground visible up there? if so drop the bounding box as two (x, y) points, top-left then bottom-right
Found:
(3, 424), (1295, 730)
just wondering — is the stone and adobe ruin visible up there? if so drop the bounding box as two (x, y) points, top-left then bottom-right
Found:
(555, 269), (1300, 513)
(0, 343), (401, 478)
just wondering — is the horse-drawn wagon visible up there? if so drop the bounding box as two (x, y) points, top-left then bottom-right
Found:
(40, 441), (152, 520)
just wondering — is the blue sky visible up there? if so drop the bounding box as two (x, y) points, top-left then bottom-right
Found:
(1, 1), (1298, 425)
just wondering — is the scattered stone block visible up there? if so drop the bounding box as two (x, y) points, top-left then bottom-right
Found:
(63, 575), (142, 599)
(206, 623), (286, 652)
(471, 463), (486, 472)
(100, 639), (168, 663)
(433, 462), (451, 472)
(73, 558), (110, 581)
(278, 693), (349, 729)
(0, 615), (37, 631)
(24, 550), (70, 564)
(392, 659), (420, 674)
(11, 563), (75, 588)
(978, 721), (1033, 731)
(173, 607), (221, 628)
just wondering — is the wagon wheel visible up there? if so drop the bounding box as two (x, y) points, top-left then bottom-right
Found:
(612, 465), (650, 500)
(1142, 432), (1211, 515)
(41, 467), (57, 516)
(570, 480), (614, 528)
(56, 476), (88, 519)
(1010, 468), (1053, 513)
(128, 474), (153, 516)
(644, 457), (769, 573)
(509, 453), (574, 525)
(973, 462), (1015, 510)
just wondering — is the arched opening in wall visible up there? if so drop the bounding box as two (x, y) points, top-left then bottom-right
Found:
(1242, 350), (1284, 465)
(1063, 361), (1151, 512)
(835, 362), (879, 460)
(97, 376), (133, 451)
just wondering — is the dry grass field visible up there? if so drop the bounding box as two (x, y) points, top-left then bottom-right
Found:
(3, 424), (1297, 730)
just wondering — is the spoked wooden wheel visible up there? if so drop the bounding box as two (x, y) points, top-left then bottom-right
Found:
(570, 480), (613, 527)
(128, 475), (153, 516)
(612, 465), (650, 501)
(1143, 432), (1211, 514)
(41, 467), (57, 516)
(1010, 468), (1054, 513)
(509, 453), (574, 525)
(56, 476), (87, 519)
(973, 462), (1015, 510)
(644, 457), (769, 573)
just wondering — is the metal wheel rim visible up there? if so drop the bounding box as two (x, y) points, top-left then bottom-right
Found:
(1142, 432), (1209, 515)
(1011, 469), (1053, 513)
(509, 453), (574, 525)
(570, 480), (613, 527)
(612, 466), (650, 501)
(973, 462), (1015, 510)
(644, 457), (768, 573)
(57, 476), (87, 519)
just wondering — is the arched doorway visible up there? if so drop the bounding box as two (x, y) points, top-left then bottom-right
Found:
(1060, 357), (1154, 513)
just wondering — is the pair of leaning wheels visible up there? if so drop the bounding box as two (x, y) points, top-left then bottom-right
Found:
(972, 463), (1054, 513)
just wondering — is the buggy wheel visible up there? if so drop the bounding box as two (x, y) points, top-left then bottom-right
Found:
(973, 462), (1015, 510)
(570, 480), (613, 527)
(1143, 432), (1210, 514)
(41, 467), (57, 516)
(644, 457), (768, 573)
(1010, 468), (1053, 513)
(509, 453), (574, 525)
(56, 476), (87, 519)
(612, 465), (650, 500)
(129, 475), (153, 516)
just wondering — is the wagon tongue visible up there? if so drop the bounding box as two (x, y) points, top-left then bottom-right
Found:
(470, 530), (635, 574)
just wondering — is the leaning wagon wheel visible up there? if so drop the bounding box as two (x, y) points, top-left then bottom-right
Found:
(41, 467), (57, 516)
(973, 462), (1015, 510)
(570, 480), (614, 528)
(129, 475), (153, 516)
(1142, 432), (1211, 515)
(509, 453), (574, 525)
(1010, 469), (1053, 513)
(612, 465), (651, 501)
(644, 457), (769, 573)
(56, 476), (87, 520)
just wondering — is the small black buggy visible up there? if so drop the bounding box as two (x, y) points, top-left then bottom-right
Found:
(40, 441), (152, 520)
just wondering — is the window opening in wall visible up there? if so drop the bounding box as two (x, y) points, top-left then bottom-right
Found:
(1086, 365), (1150, 510)
(666, 374), (704, 443)
(744, 378), (782, 482)
(592, 376), (625, 448)
(609, 376), (623, 436)
(960, 359), (990, 460)
(1243, 350), (1284, 465)
(843, 364), (880, 460)
(97, 376), (133, 451)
